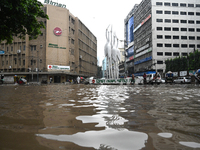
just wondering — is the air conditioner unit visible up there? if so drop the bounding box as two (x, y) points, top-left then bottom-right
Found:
(17, 50), (21, 53)
(79, 55), (82, 59)
(9, 66), (12, 69)
(40, 45), (43, 48)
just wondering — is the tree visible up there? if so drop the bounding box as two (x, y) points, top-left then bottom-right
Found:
(0, 0), (49, 44)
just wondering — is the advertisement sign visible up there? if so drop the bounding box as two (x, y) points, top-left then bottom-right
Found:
(0, 50), (5, 55)
(180, 71), (187, 76)
(48, 65), (70, 70)
(53, 27), (62, 36)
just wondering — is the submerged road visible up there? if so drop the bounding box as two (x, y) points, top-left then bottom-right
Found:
(0, 84), (200, 150)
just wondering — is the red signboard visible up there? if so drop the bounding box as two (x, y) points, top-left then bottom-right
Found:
(53, 27), (62, 36)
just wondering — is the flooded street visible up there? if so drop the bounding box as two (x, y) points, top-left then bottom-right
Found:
(0, 84), (200, 150)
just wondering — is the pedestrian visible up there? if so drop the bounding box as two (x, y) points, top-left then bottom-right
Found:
(50, 77), (52, 83)
(131, 74), (135, 85)
(143, 73), (147, 84)
(77, 76), (80, 84)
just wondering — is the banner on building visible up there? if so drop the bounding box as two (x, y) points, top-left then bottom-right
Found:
(47, 65), (70, 70)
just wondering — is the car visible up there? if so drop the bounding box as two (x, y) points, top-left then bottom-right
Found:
(173, 76), (191, 84)
(83, 76), (96, 84)
(146, 73), (162, 84)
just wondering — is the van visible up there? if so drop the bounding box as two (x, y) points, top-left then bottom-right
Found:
(146, 73), (162, 84)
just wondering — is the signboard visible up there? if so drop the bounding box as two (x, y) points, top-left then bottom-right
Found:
(0, 50), (5, 55)
(48, 65), (70, 70)
(180, 71), (187, 76)
(53, 27), (62, 36)
(44, 0), (66, 8)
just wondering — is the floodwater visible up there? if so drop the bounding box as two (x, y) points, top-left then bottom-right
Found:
(0, 84), (200, 150)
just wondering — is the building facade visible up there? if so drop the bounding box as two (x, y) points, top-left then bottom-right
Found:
(128, 0), (200, 76)
(0, 4), (97, 83)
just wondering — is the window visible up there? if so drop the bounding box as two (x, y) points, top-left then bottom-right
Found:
(173, 27), (179, 31)
(188, 12), (194, 15)
(196, 21), (200, 24)
(197, 45), (200, 48)
(180, 3), (186, 7)
(6, 61), (8, 65)
(172, 19), (179, 23)
(165, 35), (171, 39)
(156, 19), (163, 22)
(180, 12), (186, 15)
(173, 52), (179, 56)
(197, 28), (200, 32)
(71, 39), (75, 44)
(182, 53), (187, 56)
(71, 18), (75, 24)
(23, 60), (25, 65)
(196, 12), (200, 16)
(189, 44), (195, 48)
(23, 45), (26, 51)
(14, 58), (17, 65)
(173, 44), (179, 47)
(189, 36), (195, 40)
(2, 61), (4, 66)
(181, 44), (187, 48)
(196, 4), (200, 7)
(165, 52), (172, 56)
(157, 43), (163, 47)
(165, 19), (171, 23)
(157, 35), (163, 39)
(181, 36), (187, 40)
(173, 36), (179, 39)
(157, 52), (163, 56)
(11, 46), (13, 51)
(164, 27), (171, 31)
(181, 28), (187, 31)
(165, 44), (171, 47)
(181, 20), (187, 23)
(189, 28), (195, 32)
(188, 20), (194, 24)
(7, 47), (9, 52)
(156, 2), (162, 5)
(172, 11), (178, 15)
(156, 10), (163, 14)
(197, 36), (200, 40)
(172, 3), (178, 6)
(165, 11), (171, 14)
(157, 27), (162, 30)
(188, 4), (194, 7)
(31, 45), (36, 51)
(164, 2), (170, 6)
(157, 61), (163, 64)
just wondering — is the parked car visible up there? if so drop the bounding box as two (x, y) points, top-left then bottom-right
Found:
(173, 76), (191, 84)
(83, 77), (96, 84)
(146, 73), (162, 84)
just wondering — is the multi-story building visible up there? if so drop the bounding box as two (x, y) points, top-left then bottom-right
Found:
(0, 4), (97, 83)
(130, 0), (200, 76)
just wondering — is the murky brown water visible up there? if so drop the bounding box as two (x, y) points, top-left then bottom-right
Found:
(0, 84), (200, 150)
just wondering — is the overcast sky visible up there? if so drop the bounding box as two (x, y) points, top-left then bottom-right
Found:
(38, 0), (142, 66)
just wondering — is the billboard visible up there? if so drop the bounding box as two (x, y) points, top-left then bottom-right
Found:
(126, 16), (134, 44)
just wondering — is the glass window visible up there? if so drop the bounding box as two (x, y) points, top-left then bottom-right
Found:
(188, 20), (194, 24)
(181, 36), (187, 40)
(165, 11), (171, 14)
(157, 52), (163, 56)
(173, 36), (179, 39)
(165, 35), (171, 39)
(196, 21), (200, 24)
(182, 53), (187, 56)
(172, 3), (178, 6)
(173, 27), (179, 31)
(165, 19), (171, 23)
(11, 46), (13, 51)
(165, 52), (172, 56)
(156, 10), (163, 14)
(156, 19), (163, 22)
(189, 28), (195, 32)
(164, 2), (170, 6)
(173, 52), (179, 56)
(188, 12), (194, 15)
(189, 36), (195, 40)
(188, 4), (194, 7)
(196, 4), (200, 7)
(156, 2), (162, 5)
(164, 27), (171, 31)
(189, 44), (195, 48)
(197, 45), (200, 48)
(157, 43), (163, 47)
(157, 35), (163, 39)
(180, 3), (186, 7)
(173, 44), (179, 47)
(181, 28), (187, 31)
(181, 44), (187, 48)
(165, 44), (171, 47)
(181, 20), (187, 23)
(157, 61), (163, 64)
(157, 27), (162, 30)
(172, 11), (179, 15)
(197, 36), (200, 40)
(180, 12), (187, 15)
(197, 28), (200, 32)
(172, 19), (179, 23)
(196, 12), (200, 16)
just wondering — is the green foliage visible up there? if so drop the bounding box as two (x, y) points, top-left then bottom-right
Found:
(165, 50), (200, 72)
(0, 0), (49, 44)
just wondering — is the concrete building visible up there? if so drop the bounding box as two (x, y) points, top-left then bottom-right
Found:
(126, 0), (200, 76)
(0, 4), (97, 83)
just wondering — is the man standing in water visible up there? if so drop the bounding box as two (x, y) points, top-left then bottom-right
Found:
(131, 74), (135, 85)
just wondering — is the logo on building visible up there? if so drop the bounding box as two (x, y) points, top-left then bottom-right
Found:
(53, 27), (62, 36)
